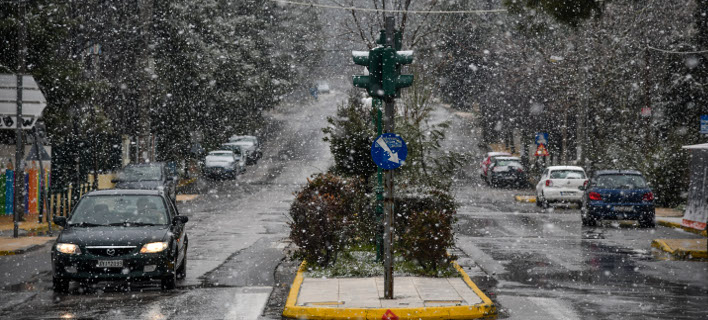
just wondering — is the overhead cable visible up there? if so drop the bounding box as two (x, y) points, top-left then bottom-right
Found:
(270, 0), (507, 14)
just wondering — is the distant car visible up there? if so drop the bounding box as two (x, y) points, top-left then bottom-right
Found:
(480, 151), (512, 181)
(316, 81), (330, 94)
(535, 166), (588, 208)
(227, 135), (261, 164)
(204, 150), (241, 179)
(114, 162), (177, 204)
(486, 156), (527, 187)
(580, 170), (655, 227)
(219, 144), (247, 172)
(51, 189), (189, 292)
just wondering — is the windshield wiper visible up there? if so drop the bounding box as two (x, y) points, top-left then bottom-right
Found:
(68, 222), (105, 227)
(108, 222), (159, 226)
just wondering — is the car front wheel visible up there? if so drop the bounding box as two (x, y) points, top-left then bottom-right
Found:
(53, 277), (69, 293)
(161, 260), (177, 290)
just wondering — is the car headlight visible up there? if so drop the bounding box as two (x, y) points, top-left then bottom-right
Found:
(140, 242), (169, 253)
(56, 243), (81, 255)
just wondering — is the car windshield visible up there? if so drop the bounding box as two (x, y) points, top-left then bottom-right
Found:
(550, 170), (586, 179)
(118, 165), (162, 181)
(593, 174), (648, 189)
(68, 195), (168, 226)
(496, 160), (521, 167)
(221, 145), (242, 156)
(209, 152), (232, 157)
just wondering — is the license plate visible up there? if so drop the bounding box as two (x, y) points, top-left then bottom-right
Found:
(97, 260), (123, 268)
(560, 192), (575, 196)
(613, 206), (634, 212)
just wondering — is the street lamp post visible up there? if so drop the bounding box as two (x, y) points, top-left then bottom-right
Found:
(13, 0), (27, 238)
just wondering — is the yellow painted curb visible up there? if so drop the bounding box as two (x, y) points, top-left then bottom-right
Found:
(657, 220), (708, 237)
(651, 239), (675, 255)
(282, 261), (497, 320)
(514, 195), (536, 203)
(177, 177), (198, 188)
(651, 239), (708, 259)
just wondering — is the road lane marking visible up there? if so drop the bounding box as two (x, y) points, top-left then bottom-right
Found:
(226, 286), (273, 320)
(528, 297), (580, 320)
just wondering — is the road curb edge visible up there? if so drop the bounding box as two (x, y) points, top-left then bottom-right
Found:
(281, 261), (497, 319)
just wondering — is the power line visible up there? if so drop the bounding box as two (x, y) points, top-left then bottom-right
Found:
(270, 0), (507, 14)
(647, 45), (708, 54)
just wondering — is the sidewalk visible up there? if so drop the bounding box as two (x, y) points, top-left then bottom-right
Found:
(0, 215), (56, 237)
(283, 262), (496, 319)
(0, 215), (56, 255)
(0, 236), (55, 255)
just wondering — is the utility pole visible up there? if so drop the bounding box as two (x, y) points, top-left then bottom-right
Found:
(13, 0), (26, 238)
(382, 16), (396, 300)
(138, 0), (153, 163)
(352, 16), (413, 300)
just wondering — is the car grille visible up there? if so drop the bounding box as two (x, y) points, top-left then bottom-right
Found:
(86, 247), (136, 257)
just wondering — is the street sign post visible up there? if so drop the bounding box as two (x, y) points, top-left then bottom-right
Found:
(0, 74), (47, 130)
(371, 133), (408, 170)
(535, 132), (548, 146)
(352, 16), (414, 300)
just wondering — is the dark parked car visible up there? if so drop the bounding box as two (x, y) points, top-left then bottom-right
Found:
(580, 170), (655, 227)
(51, 189), (189, 292)
(114, 162), (177, 203)
(487, 156), (527, 187)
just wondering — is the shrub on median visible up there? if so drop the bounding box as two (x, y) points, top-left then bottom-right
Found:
(288, 173), (369, 267)
(396, 191), (457, 272)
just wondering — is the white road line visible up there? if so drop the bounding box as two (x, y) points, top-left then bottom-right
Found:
(528, 297), (580, 320)
(226, 286), (273, 320)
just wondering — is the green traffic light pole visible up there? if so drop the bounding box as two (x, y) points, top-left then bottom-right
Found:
(353, 15), (414, 300)
(373, 98), (384, 262)
(382, 16), (396, 300)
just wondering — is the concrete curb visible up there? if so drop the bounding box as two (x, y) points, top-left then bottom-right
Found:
(282, 261), (497, 320)
(514, 195), (536, 203)
(0, 243), (44, 256)
(656, 220), (708, 237)
(651, 239), (707, 259)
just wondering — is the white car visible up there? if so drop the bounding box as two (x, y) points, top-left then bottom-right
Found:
(204, 150), (242, 179)
(535, 166), (588, 207)
(227, 135), (261, 164)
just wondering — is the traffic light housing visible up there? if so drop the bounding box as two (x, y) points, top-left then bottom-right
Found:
(352, 32), (414, 99)
(382, 48), (413, 98)
(352, 48), (384, 98)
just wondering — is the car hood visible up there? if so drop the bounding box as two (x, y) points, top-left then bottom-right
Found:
(114, 180), (164, 190)
(58, 225), (169, 247)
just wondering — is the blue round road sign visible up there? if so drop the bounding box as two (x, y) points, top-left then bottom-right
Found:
(371, 133), (408, 170)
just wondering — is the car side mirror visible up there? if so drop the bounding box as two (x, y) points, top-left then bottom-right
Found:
(172, 216), (188, 225)
(53, 216), (67, 227)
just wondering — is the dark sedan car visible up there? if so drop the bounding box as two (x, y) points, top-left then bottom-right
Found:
(580, 170), (655, 227)
(51, 189), (188, 292)
(487, 156), (528, 187)
(114, 162), (177, 203)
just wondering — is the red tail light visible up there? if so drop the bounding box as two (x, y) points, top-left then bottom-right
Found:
(642, 192), (654, 202)
(583, 180), (589, 188)
(588, 192), (602, 201)
(545, 180), (552, 187)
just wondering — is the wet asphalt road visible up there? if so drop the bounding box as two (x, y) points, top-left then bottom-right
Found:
(439, 108), (708, 319)
(0, 91), (706, 319)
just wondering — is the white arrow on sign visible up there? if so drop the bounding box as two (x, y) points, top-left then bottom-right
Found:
(376, 137), (399, 163)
